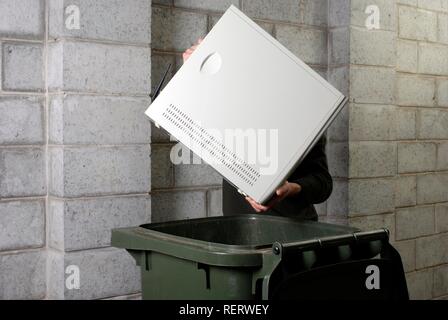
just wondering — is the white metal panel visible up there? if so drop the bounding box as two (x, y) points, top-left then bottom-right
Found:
(146, 5), (346, 204)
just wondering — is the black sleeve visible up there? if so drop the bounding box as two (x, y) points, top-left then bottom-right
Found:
(289, 135), (333, 204)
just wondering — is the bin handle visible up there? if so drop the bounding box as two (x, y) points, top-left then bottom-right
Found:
(272, 229), (389, 256)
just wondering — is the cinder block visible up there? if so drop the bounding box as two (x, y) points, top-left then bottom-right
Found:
(47, 41), (150, 95)
(397, 40), (418, 73)
(348, 178), (395, 215)
(0, 96), (44, 145)
(48, 0), (151, 43)
(418, 109), (448, 139)
(0, 200), (44, 251)
(49, 146), (150, 197)
(46, 249), (64, 299)
(175, 163), (222, 187)
(326, 179), (348, 217)
(49, 196), (150, 251)
(439, 13), (448, 44)
(327, 104), (348, 142)
(406, 269), (433, 300)
(207, 188), (223, 217)
(399, 6), (437, 41)
(396, 206), (435, 240)
(313, 66), (328, 78)
(348, 213), (395, 241)
(350, 28), (396, 66)
(151, 144), (174, 189)
(418, 0), (448, 12)
(416, 233), (448, 268)
(349, 142), (397, 178)
(350, 66), (395, 104)
(351, 0), (397, 31)
(326, 141), (349, 178)
(49, 95), (151, 145)
(397, 108), (417, 140)
(242, 0), (300, 23)
(438, 79), (448, 107)
(327, 66), (349, 96)
(152, 7), (207, 51)
(276, 25), (327, 65)
(397, 74), (435, 107)
(329, 28), (349, 65)
(0, 0), (44, 39)
(437, 142), (448, 171)
(418, 43), (448, 76)
(2, 42), (44, 91)
(151, 190), (206, 222)
(49, 148), (64, 197)
(298, 0), (328, 27)
(396, 175), (417, 207)
(329, 0), (350, 27)
(0, 147), (46, 197)
(349, 104), (396, 141)
(393, 240), (416, 272)
(0, 250), (46, 299)
(48, 248), (141, 300)
(327, 142), (348, 178)
(434, 265), (448, 298)
(175, 0), (239, 11)
(398, 142), (437, 173)
(48, 201), (64, 253)
(436, 203), (448, 233)
(417, 173), (448, 204)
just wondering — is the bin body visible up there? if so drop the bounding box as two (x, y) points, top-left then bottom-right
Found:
(140, 252), (255, 299)
(111, 214), (408, 300)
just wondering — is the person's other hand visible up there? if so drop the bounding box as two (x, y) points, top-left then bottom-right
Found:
(245, 181), (302, 213)
(182, 38), (203, 63)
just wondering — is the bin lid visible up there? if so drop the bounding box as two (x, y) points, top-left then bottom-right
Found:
(112, 215), (360, 267)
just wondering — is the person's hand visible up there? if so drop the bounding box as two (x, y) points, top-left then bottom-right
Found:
(245, 181), (302, 213)
(182, 38), (203, 63)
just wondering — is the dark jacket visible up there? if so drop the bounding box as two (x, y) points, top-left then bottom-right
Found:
(222, 136), (332, 221)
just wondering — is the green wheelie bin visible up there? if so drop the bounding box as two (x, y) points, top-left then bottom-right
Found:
(111, 214), (408, 300)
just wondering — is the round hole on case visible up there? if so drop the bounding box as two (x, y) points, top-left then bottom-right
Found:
(200, 52), (222, 75)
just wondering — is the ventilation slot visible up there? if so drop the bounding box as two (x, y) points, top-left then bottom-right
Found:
(162, 104), (260, 186)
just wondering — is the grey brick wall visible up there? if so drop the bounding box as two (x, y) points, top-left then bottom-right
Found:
(346, 0), (448, 300)
(45, 0), (152, 300)
(1, 0), (151, 300)
(397, 0), (448, 300)
(0, 0), (47, 300)
(325, 0), (349, 224)
(1, 0), (447, 301)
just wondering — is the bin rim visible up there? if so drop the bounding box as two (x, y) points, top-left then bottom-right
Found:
(111, 214), (360, 268)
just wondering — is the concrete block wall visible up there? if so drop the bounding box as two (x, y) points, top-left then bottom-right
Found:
(1, 0), (447, 301)
(343, 0), (448, 300)
(1, 0), (151, 300)
(0, 0), (47, 299)
(325, 0), (350, 225)
(150, 0), (331, 222)
(393, 0), (448, 300)
(46, 0), (152, 300)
